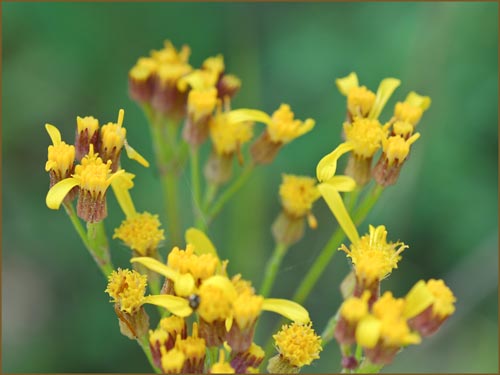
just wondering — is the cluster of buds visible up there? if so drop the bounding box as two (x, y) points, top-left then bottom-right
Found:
(44, 109), (149, 222)
(125, 229), (312, 374)
(325, 72), (431, 187)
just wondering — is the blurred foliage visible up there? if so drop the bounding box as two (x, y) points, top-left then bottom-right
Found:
(2, 2), (498, 373)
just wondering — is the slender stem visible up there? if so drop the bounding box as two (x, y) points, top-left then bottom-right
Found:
(202, 183), (219, 212)
(320, 309), (341, 344)
(64, 203), (113, 277)
(353, 184), (384, 225)
(207, 163), (255, 222)
(259, 243), (288, 297)
(137, 333), (161, 374)
(190, 146), (202, 222)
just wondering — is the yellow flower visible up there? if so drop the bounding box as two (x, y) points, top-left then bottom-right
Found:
(279, 174), (320, 220)
(75, 116), (99, 160)
(105, 268), (192, 317)
(381, 133), (420, 167)
(404, 279), (456, 319)
(160, 347), (185, 374)
(394, 91), (431, 126)
(273, 322), (322, 368)
(187, 87), (218, 123)
(46, 144), (124, 222)
(129, 57), (159, 83)
(175, 322), (206, 373)
(45, 124), (76, 185)
(167, 244), (219, 284)
(340, 291), (371, 324)
(113, 212), (165, 256)
(343, 118), (389, 159)
(339, 225), (408, 287)
(209, 105), (254, 156)
(152, 40), (192, 85)
(336, 72), (401, 120)
(210, 350), (235, 374)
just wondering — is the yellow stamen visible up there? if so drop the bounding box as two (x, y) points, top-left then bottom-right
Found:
(210, 350), (235, 374)
(105, 268), (147, 314)
(113, 212), (165, 256)
(343, 118), (388, 159)
(266, 104), (315, 144)
(168, 244), (218, 282)
(273, 322), (322, 368)
(382, 133), (420, 167)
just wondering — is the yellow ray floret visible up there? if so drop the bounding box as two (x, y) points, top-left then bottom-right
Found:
(404, 279), (456, 319)
(113, 212), (165, 256)
(273, 322), (322, 368)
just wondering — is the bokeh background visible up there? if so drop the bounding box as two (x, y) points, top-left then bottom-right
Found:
(2, 2), (498, 373)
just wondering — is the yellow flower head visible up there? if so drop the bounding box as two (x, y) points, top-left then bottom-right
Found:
(209, 108), (254, 156)
(231, 274), (255, 295)
(210, 350), (235, 374)
(113, 212), (165, 256)
(279, 174), (321, 219)
(348, 86), (376, 118)
(233, 292), (264, 331)
(77, 115), (99, 136)
(167, 244), (218, 283)
(392, 120), (415, 139)
(266, 104), (315, 144)
(197, 276), (236, 323)
(203, 54), (225, 76)
(373, 291), (406, 321)
(382, 133), (420, 167)
(129, 57), (159, 82)
(160, 347), (185, 374)
(426, 279), (456, 318)
(340, 291), (371, 324)
(339, 225), (408, 285)
(343, 118), (389, 159)
(273, 322), (322, 368)
(45, 124), (76, 181)
(175, 322), (206, 371)
(152, 40), (192, 85)
(394, 91), (431, 126)
(187, 87), (218, 123)
(160, 315), (187, 337)
(105, 268), (147, 314)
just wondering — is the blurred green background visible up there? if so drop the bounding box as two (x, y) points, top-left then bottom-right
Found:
(2, 2), (498, 373)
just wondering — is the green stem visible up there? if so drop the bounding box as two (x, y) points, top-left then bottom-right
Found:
(202, 183), (219, 212)
(64, 203), (113, 277)
(353, 184), (384, 225)
(138, 333), (161, 374)
(207, 163), (255, 222)
(320, 309), (341, 345)
(259, 243), (288, 297)
(190, 146), (202, 223)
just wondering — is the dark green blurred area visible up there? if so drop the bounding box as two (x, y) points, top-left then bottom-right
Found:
(2, 2), (498, 373)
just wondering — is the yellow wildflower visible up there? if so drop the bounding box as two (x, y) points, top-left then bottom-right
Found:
(209, 105), (254, 156)
(105, 268), (148, 314)
(272, 322), (322, 368)
(279, 174), (320, 220)
(394, 91), (431, 126)
(113, 212), (165, 256)
(266, 104), (315, 144)
(167, 244), (219, 284)
(175, 323), (206, 373)
(382, 133), (420, 167)
(160, 347), (185, 374)
(45, 124), (76, 187)
(340, 291), (371, 324)
(75, 116), (99, 160)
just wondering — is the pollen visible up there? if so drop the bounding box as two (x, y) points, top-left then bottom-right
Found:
(347, 86), (376, 117)
(113, 212), (165, 256)
(382, 133), (420, 167)
(273, 322), (322, 368)
(339, 225), (408, 285)
(233, 292), (264, 331)
(426, 279), (456, 318)
(394, 101), (424, 125)
(73, 145), (115, 198)
(167, 244), (218, 282)
(267, 104), (315, 144)
(188, 88), (218, 123)
(340, 291), (370, 323)
(209, 111), (254, 156)
(279, 174), (320, 219)
(45, 142), (76, 178)
(343, 118), (388, 159)
(105, 268), (147, 314)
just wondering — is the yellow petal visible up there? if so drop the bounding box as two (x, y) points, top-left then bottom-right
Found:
(368, 78), (401, 120)
(130, 257), (180, 282)
(324, 176), (357, 192)
(316, 142), (354, 182)
(117, 109), (125, 127)
(225, 109), (271, 125)
(297, 118), (315, 137)
(261, 298), (310, 324)
(110, 172), (136, 218)
(45, 160), (57, 172)
(405, 91), (431, 111)
(45, 123), (61, 145)
(336, 72), (359, 96)
(143, 295), (193, 317)
(185, 228), (219, 258)
(356, 315), (381, 349)
(46, 178), (79, 210)
(317, 183), (360, 244)
(403, 280), (435, 319)
(174, 273), (196, 297)
(202, 275), (238, 301)
(225, 314), (234, 332)
(124, 140), (150, 167)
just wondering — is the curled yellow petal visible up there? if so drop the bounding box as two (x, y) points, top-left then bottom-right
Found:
(368, 78), (401, 120)
(185, 228), (219, 258)
(225, 314), (234, 332)
(316, 142), (354, 182)
(143, 295), (193, 317)
(261, 298), (310, 324)
(336, 72), (359, 96)
(110, 172), (136, 218)
(324, 176), (357, 192)
(117, 109), (125, 127)
(317, 183), (360, 245)
(46, 178), (79, 210)
(356, 315), (381, 349)
(225, 109), (271, 125)
(45, 123), (62, 146)
(405, 91), (431, 111)
(403, 280), (435, 319)
(124, 140), (150, 167)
